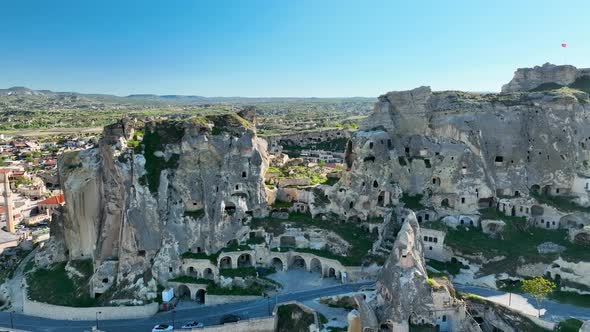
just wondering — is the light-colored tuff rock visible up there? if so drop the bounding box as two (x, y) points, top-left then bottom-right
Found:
(373, 212), (434, 329)
(502, 63), (590, 92)
(38, 113), (270, 299)
(369, 212), (481, 332)
(466, 297), (555, 331)
(316, 68), (590, 223)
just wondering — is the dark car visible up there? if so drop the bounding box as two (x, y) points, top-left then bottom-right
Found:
(220, 314), (241, 324)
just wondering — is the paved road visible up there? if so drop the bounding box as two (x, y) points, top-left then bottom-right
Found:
(455, 284), (590, 322)
(0, 282), (372, 332)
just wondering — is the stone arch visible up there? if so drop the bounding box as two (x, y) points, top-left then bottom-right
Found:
(178, 285), (191, 300)
(309, 258), (322, 274)
(327, 267), (336, 278)
(188, 266), (198, 277)
(289, 255), (306, 270)
(219, 256), (232, 269)
(441, 198), (449, 208)
(270, 257), (285, 271)
(196, 289), (206, 303)
(271, 257), (284, 271)
(202, 268), (214, 280)
(531, 184), (540, 194)
(237, 253), (253, 268)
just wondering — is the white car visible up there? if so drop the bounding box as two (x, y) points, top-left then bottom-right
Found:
(181, 321), (204, 329)
(152, 324), (173, 332)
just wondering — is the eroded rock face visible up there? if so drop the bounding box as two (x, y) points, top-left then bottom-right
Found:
(318, 70), (590, 221)
(502, 63), (590, 92)
(40, 114), (270, 297)
(373, 212), (434, 328)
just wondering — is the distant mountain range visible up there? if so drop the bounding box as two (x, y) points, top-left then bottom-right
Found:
(0, 86), (376, 105)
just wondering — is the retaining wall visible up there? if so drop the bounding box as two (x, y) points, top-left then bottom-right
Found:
(181, 316), (274, 332)
(22, 296), (158, 321)
(205, 294), (262, 306)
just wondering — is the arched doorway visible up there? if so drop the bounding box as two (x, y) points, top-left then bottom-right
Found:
(196, 289), (206, 304)
(178, 285), (191, 300)
(271, 257), (284, 271)
(188, 266), (198, 277)
(219, 256), (232, 269)
(237, 253), (253, 268)
(309, 258), (322, 274)
(202, 268), (214, 280)
(289, 255), (306, 270)
(327, 267), (336, 278)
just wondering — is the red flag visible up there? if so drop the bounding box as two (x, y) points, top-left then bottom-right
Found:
(561, 43), (567, 48)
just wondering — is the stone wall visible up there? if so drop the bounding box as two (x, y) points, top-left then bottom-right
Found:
(205, 295), (262, 306)
(22, 296), (158, 320)
(183, 316), (274, 332)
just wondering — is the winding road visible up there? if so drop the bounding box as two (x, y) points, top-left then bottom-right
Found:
(1, 281), (588, 332)
(0, 282), (372, 332)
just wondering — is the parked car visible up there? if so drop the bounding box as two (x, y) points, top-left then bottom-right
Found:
(220, 314), (241, 324)
(181, 321), (204, 329)
(152, 324), (173, 332)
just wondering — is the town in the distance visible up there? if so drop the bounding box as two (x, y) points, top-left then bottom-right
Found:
(1, 63), (590, 332)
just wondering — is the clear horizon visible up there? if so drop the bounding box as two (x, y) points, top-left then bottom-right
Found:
(1, 0), (589, 97)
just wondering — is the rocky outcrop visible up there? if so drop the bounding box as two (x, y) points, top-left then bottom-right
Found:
(39, 113), (270, 299)
(502, 63), (590, 92)
(373, 212), (433, 328)
(466, 296), (553, 332)
(317, 66), (590, 221)
(367, 212), (481, 331)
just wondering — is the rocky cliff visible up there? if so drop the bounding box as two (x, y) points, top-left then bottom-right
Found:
(502, 63), (590, 93)
(373, 212), (434, 328)
(318, 65), (590, 220)
(369, 212), (481, 331)
(38, 111), (270, 298)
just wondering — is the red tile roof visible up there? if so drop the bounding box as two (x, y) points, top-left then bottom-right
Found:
(39, 194), (65, 206)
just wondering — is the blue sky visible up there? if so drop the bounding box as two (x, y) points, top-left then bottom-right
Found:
(1, 0), (588, 97)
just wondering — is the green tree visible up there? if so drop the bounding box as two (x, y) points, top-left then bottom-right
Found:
(521, 277), (556, 317)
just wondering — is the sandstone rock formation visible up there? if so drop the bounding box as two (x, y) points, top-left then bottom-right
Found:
(38, 113), (270, 298)
(373, 212), (434, 329)
(502, 63), (590, 92)
(318, 64), (590, 223)
(370, 212), (481, 332)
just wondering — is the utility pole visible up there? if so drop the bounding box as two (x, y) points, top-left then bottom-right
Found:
(508, 292), (512, 307)
(10, 312), (14, 329)
(172, 310), (176, 329)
